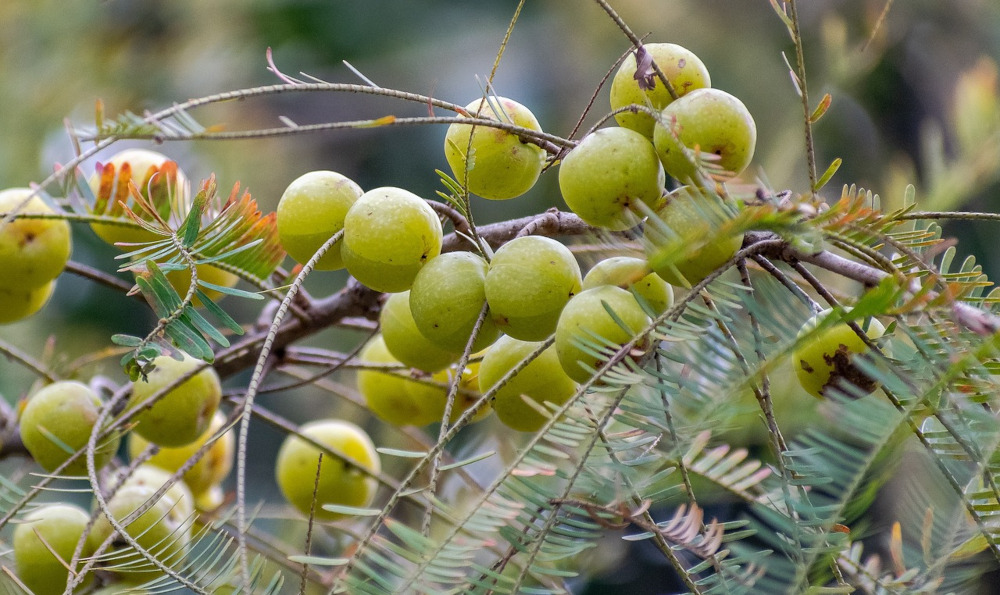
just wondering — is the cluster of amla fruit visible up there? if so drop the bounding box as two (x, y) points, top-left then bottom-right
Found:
(271, 43), (762, 434)
(10, 352), (234, 592)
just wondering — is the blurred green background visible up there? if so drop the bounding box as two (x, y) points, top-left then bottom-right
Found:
(1, 1), (1000, 592)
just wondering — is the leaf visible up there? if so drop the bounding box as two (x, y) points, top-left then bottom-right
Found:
(813, 157), (842, 192)
(111, 334), (144, 347)
(810, 93), (832, 123)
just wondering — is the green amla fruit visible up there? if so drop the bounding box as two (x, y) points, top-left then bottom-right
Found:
(13, 504), (96, 595)
(408, 251), (502, 353)
(91, 484), (193, 583)
(381, 290), (461, 373)
(610, 43), (711, 139)
(128, 410), (233, 497)
(275, 419), (381, 521)
(652, 88), (757, 181)
(0, 280), (56, 324)
(0, 187), (72, 291)
(341, 187), (443, 293)
(444, 96), (545, 200)
(127, 353), (222, 448)
(19, 380), (120, 475)
(644, 188), (744, 288)
(554, 286), (651, 384)
(582, 256), (673, 316)
(478, 335), (578, 432)
(558, 127), (665, 231)
(484, 235), (582, 341)
(277, 170), (363, 271)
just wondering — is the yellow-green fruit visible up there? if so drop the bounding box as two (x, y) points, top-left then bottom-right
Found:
(479, 336), (578, 432)
(0, 187), (71, 290)
(652, 88), (757, 180)
(582, 256), (673, 315)
(127, 353), (222, 448)
(381, 291), (460, 373)
(88, 149), (189, 248)
(484, 236), (583, 341)
(411, 359), (493, 425)
(645, 190), (744, 287)
(277, 170), (363, 270)
(341, 187), (443, 293)
(19, 380), (120, 475)
(408, 251), (502, 353)
(13, 504), (95, 595)
(275, 419), (381, 521)
(118, 464), (195, 522)
(794, 310), (886, 399)
(558, 127), (665, 230)
(91, 484), (192, 582)
(128, 411), (232, 496)
(0, 280), (56, 324)
(554, 286), (651, 384)
(609, 43), (712, 138)
(195, 485), (225, 512)
(357, 335), (441, 427)
(444, 96), (545, 200)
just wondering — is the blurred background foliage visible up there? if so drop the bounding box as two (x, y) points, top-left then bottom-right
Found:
(1, 1), (1000, 592)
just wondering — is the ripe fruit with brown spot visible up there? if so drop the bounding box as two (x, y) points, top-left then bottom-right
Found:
(0, 187), (71, 291)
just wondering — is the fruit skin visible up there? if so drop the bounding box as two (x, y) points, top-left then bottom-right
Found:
(128, 410), (233, 497)
(381, 291), (460, 373)
(127, 353), (222, 448)
(13, 504), (96, 595)
(444, 96), (545, 200)
(554, 286), (651, 384)
(484, 236), (582, 341)
(275, 419), (381, 521)
(415, 357), (493, 425)
(357, 334), (441, 426)
(558, 127), (666, 230)
(408, 251), (502, 353)
(91, 483), (192, 582)
(0, 187), (72, 291)
(117, 464), (196, 522)
(652, 88), (757, 181)
(0, 279), (56, 324)
(645, 189), (744, 288)
(479, 335), (578, 432)
(582, 256), (673, 315)
(794, 309), (886, 399)
(341, 187), (443, 293)
(610, 43), (712, 139)
(277, 170), (363, 271)
(19, 380), (120, 475)
(88, 149), (189, 248)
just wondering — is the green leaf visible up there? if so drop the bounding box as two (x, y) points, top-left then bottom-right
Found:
(813, 157), (842, 192)
(179, 307), (230, 348)
(198, 279), (264, 300)
(111, 334), (144, 347)
(440, 451), (496, 470)
(196, 289), (245, 335)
